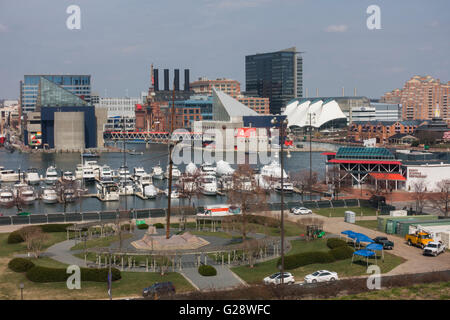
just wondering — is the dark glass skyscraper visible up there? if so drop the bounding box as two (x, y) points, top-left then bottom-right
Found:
(245, 47), (303, 114)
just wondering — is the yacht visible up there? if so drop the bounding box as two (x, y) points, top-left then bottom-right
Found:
(13, 182), (29, 197)
(0, 189), (14, 207)
(0, 169), (19, 183)
(257, 159), (288, 190)
(135, 174), (158, 199)
(216, 160), (234, 176)
(179, 175), (197, 193)
(44, 166), (59, 184)
(164, 188), (180, 199)
(275, 181), (294, 194)
(75, 164), (84, 180)
(185, 162), (198, 176)
(25, 168), (41, 185)
(99, 165), (113, 182)
(42, 187), (58, 204)
(118, 165), (131, 181)
(62, 171), (76, 182)
(61, 188), (76, 203)
(151, 164), (164, 180)
(164, 165), (181, 180)
(200, 162), (217, 176)
(119, 181), (134, 195)
(217, 175), (233, 191)
(96, 181), (120, 201)
(199, 175), (217, 196)
(132, 167), (147, 181)
(18, 186), (36, 205)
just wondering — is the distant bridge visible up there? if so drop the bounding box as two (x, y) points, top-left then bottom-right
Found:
(103, 131), (205, 143)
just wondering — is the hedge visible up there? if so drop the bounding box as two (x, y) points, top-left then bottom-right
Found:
(326, 238), (348, 249)
(153, 223), (164, 229)
(26, 266), (121, 283)
(198, 265), (217, 277)
(278, 252), (335, 270)
(7, 231), (24, 244)
(8, 258), (35, 273)
(329, 246), (354, 260)
(137, 223), (149, 230)
(39, 224), (73, 233)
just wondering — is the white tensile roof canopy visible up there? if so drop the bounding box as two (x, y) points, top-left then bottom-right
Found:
(283, 98), (347, 128)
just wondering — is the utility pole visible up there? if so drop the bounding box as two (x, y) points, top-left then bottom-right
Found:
(166, 81), (175, 239)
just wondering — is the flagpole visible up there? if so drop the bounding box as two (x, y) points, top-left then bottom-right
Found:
(108, 248), (112, 300)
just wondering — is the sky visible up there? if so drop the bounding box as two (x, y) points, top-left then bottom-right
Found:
(0, 0), (449, 100)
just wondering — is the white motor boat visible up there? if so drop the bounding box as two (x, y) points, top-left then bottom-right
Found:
(218, 175), (233, 191)
(42, 187), (58, 204)
(164, 188), (179, 199)
(99, 165), (113, 182)
(151, 164), (164, 180)
(75, 164), (84, 180)
(135, 173), (156, 198)
(25, 168), (41, 185)
(216, 160), (234, 176)
(119, 181), (134, 195)
(133, 167), (147, 181)
(257, 159), (288, 190)
(200, 162), (217, 176)
(96, 181), (120, 201)
(200, 175), (217, 196)
(164, 165), (181, 180)
(118, 165), (131, 181)
(142, 184), (158, 199)
(18, 186), (36, 205)
(185, 162), (198, 175)
(0, 169), (19, 183)
(45, 166), (59, 184)
(275, 182), (294, 194)
(61, 188), (77, 203)
(62, 171), (76, 182)
(0, 189), (14, 207)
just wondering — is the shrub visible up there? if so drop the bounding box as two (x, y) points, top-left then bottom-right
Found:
(326, 238), (348, 249)
(39, 224), (73, 233)
(329, 246), (354, 260)
(137, 223), (149, 230)
(26, 266), (121, 283)
(8, 258), (35, 273)
(198, 265), (217, 277)
(278, 251), (335, 270)
(7, 231), (24, 244)
(153, 223), (164, 229)
(121, 224), (131, 231)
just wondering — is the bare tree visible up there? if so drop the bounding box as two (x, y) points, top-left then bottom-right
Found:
(434, 179), (450, 217)
(55, 179), (80, 213)
(242, 239), (262, 268)
(412, 180), (427, 214)
(227, 164), (268, 241)
(19, 226), (48, 258)
(177, 169), (201, 230)
(291, 170), (318, 201)
(325, 166), (342, 200)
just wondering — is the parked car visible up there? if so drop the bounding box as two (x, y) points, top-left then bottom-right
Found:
(263, 272), (295, 285)
(290, 207), (312, 215)
(142, 282), (176, 299)
(372, 236), (394, 250)
(304, 270), (338, 283)
(423, 241), (446, 257)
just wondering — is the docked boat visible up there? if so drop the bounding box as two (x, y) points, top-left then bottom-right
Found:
(118, 165), (131, 181)
(164, 165), (181, 180)
(132, 167), (147, 181)
(216, 160), (234, 176)
(0, 189), (14, 207)
(61, 171), (76, 182)
(42, 187), (58, 204)
(217, 175), (233, 191)
(61, 188), (77, 203)
(200, 162), (216, 176)
(44, 166), (59, 184)
(135, 174), (158, 198)
(274, 181), (294, 194)
(164, 188), (180, 199)
(98, 165), (113, 182)
(257, 159), (288, 190)
(185, 162), (198, 175)
(0, 169), (19, 183)
(199, 175), (217, 196)
(178, 175), (197, 193)
(96, 181), (120, 201)
(82, 151), (99, 158)
(151, 164), (164, 180)
(119, 181), (134, 195)
(18, 186), (36, 205)
(128, 149), (143, 155)
(13, 182), (29, 197)
(25, 168), (41, 185)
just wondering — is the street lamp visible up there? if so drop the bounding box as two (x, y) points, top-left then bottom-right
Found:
(308, 112), (316, 200)
(271, 116), (291, 285)
(19, 283), (24, 300)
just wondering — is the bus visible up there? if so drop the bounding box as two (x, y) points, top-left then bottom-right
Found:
(197, 204), (241, 216)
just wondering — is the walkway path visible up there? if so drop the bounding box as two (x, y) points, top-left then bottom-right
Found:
(180, 266), (246, 291)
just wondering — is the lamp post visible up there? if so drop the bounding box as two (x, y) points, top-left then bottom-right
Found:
(308, 112), (316, 200)
(271, 117), (291, 285)
(19, 283), (24, 300)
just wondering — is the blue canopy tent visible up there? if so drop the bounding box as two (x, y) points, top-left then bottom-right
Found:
(342, 231), (374, 248)
(352, 249), (376, 266)
(366, 243), (384, 262)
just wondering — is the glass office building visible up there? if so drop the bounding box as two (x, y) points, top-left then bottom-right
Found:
(21, 75), (91, 113)
(245, 47), (303, 115)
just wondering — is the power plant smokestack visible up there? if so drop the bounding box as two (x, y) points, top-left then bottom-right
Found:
(164, 69), (169, 91)
(154, 69), (159, 91)
(354, 87), (357, 96)
(316, 88), (319, 97)
(305, 88), (308, 98)
(342, 87), (345, 97)
(184, 69), (190, 91)
(174, 69), (180, 91)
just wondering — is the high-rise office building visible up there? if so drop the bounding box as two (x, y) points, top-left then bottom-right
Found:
(20, 75), (91, 113)
(245, 47), (303, 114)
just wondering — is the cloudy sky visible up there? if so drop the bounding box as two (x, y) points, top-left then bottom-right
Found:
(0, 0), (448, 100)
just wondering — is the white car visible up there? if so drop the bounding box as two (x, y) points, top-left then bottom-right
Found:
(423, 241), (446, 256)
(263, 272), (295, 285)
(290, 207), (312, 215)
(304, 270), (338, 283)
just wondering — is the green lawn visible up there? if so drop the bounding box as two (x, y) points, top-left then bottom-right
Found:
(231, 238), (405, 284)
(355, 220), (379, 231)
(0, 232), (67, 258)
(314, 207), (378, 217)
(70, 234), (133, 251)
(190, 230), (234, 239)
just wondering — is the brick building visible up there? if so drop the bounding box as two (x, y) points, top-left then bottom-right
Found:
(348, 120), (425, 144)
(381, 75), (449, 122)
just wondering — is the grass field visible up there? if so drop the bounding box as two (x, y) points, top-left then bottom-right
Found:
(334, 281), (450, 300)
(314, 207), (378, 217)
(231, 238), (405, 284)
(70, 234), (133, 251)
(354, 220), (379, 231)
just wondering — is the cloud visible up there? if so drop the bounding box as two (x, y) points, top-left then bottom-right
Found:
(324, 24), (348, 33)
(0, 24), (8, 33)
(206, 0), (271, 10)
(429, 20), (439, 28)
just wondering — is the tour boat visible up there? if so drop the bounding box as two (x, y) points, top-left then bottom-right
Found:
(257, 158), (288, 190)
(25, 168), (41, 185)
(45, 166), (59, 184)
(0, 169), (19, 183)
(96, 181), (120, 201)
(199, 175), (217, 196)
(164, 165), (181, 180)
(151, 164), (164, 180)
(0, 189), (14, 207)
(42, 187), (58, 204)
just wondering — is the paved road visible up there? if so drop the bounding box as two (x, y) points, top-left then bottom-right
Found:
(259, 210), (450, 276)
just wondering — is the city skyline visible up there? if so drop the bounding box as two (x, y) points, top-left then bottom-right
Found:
(0, 0), (449, 100)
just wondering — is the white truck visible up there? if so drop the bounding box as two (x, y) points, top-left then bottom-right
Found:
(423, 241), (446, 257)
